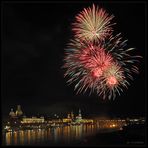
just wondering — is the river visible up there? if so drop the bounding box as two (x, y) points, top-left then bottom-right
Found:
(3, 124), (100, 145)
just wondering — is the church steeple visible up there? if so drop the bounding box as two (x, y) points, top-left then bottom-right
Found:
(71, 111), (74, 120)
(78, 109), (82, 118)
(16, 105), (23, 116)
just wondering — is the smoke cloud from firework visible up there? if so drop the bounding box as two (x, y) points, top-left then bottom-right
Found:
(63, 4), (141, 100)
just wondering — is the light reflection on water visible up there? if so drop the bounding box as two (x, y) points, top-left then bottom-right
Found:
(3, 124), (98, 145)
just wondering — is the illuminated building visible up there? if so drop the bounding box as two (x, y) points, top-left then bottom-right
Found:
(9, 109), (16, 118)
(67, 113), (71, 119)
(62, 118), (72, 123)
(75, 109), (82, 123)
(15, 105), (23, 116)
(62, 113), (72, 123)
(21, 117), (45, 124)
(71, 112), (74, 120)
(9, 105), (23, 118)
(78, 109), (82, 119)
(62, 109), (83, 124)
(81, 119), (93, 124)
(9, 108), (21, 126)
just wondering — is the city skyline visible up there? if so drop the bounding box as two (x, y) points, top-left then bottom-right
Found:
(2, 104), (146, 146)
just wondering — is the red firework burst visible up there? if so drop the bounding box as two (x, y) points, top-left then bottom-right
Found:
(77, 43), (113, 79)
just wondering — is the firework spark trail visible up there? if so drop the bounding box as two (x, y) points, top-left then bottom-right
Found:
(98, 63), (126, 100)
(72, 4), (115, 42)
(63, 5), (141, 100)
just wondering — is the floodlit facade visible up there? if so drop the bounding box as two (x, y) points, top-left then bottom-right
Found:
(22, 117), (45, 123)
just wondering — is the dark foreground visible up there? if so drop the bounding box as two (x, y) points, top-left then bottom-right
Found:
(80, 125), (146, 146)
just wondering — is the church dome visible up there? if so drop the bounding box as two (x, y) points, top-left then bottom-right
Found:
(9, 108), (16, 117)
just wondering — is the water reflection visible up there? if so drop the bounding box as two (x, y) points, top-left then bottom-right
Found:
(4, 124), (98, 145)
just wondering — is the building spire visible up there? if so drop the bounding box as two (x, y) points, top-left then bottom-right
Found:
(78, 109), (82, 118)
(16, 105), (23, 116)
(79, 109), (81, 114)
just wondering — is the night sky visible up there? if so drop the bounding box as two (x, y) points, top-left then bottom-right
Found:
(1, 1), (146, 119)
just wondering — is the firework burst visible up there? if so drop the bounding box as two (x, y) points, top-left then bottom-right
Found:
(98, 63), (125, 100)
(63, 5), (141, 100)
(63, 35), (141, 100)
(72, 4), (115, 42)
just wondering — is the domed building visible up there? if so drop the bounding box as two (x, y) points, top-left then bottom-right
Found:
(9, 108), (16, 118)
